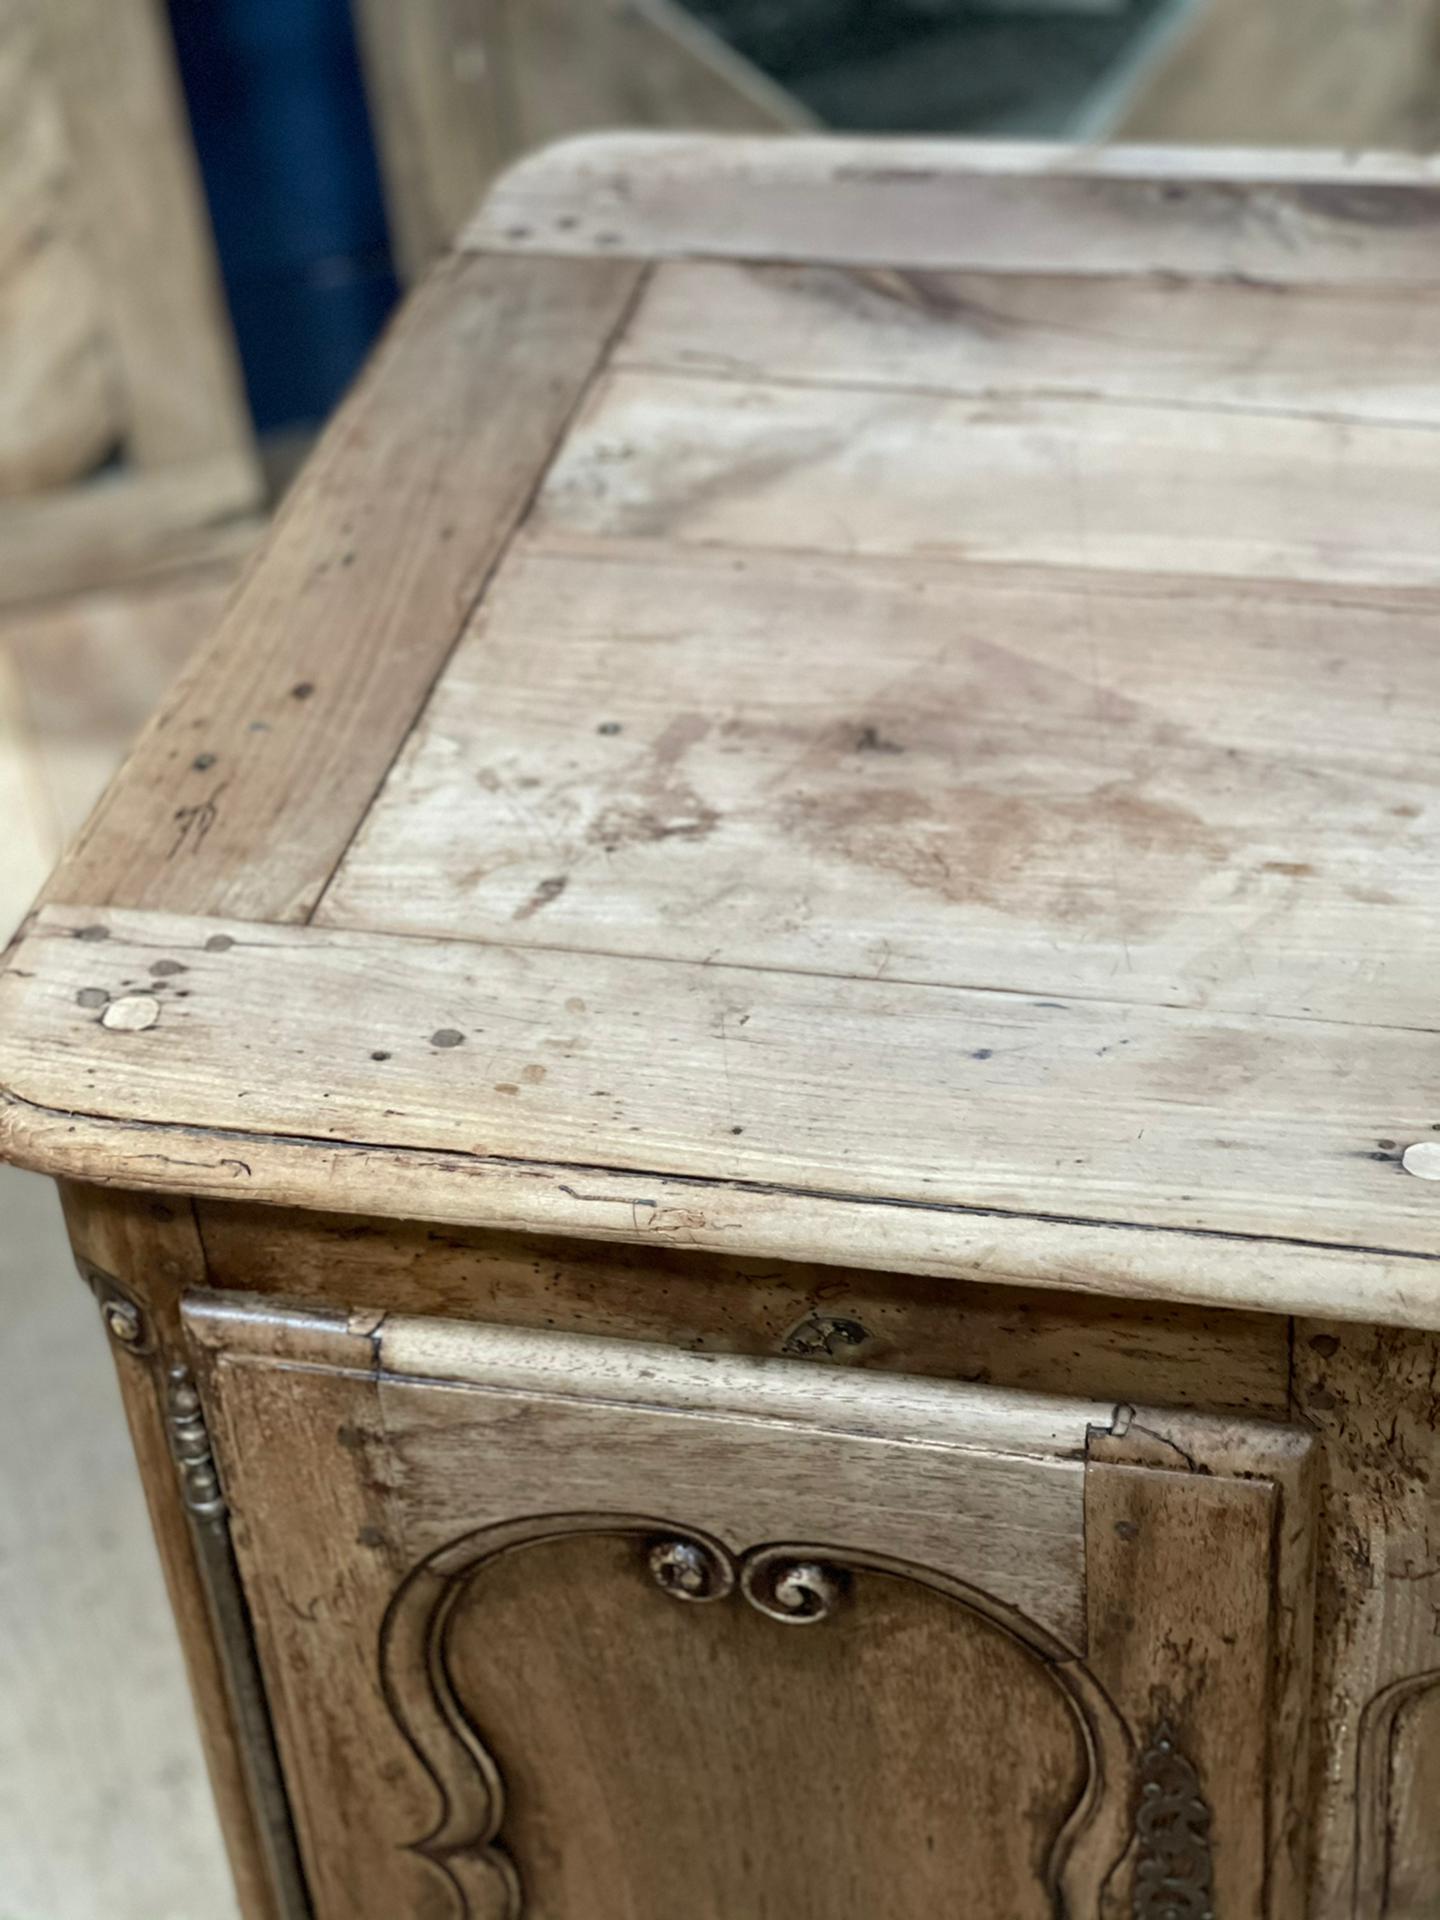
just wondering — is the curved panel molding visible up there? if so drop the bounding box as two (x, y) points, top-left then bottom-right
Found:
(379, 1513), (1134, 1917)
(1354, 1665), (1440, 1916)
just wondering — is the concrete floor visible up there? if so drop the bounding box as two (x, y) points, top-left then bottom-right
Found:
(0, 569), (241, 1920)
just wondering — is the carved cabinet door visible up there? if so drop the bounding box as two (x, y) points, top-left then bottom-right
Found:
(184, 1295), (1317, 1920)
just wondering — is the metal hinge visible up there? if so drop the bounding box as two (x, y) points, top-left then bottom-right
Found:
(163, 1366), (312, 1919)
(1133, 1725), (1215, 1920)
(84, 1260), (313, 1920)
(165, 1365), (229, 1525)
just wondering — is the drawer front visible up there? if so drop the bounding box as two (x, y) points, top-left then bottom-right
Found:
(185, 1295), (1315, 1920)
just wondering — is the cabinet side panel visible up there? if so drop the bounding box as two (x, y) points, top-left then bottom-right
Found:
(1295, 1319), (1440, 1918)
(58, 1184), (283, 1920)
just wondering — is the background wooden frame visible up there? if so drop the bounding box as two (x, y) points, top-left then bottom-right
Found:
(0, 0), (260, 610)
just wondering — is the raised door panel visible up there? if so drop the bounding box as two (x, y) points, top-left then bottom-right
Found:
(183, 1296), (1315, 1920)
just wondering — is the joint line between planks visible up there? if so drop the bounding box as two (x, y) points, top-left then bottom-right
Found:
(303, 259), (656, 928)
(605, 357), (1440, 439)
(7, 1089), (1440, 1276)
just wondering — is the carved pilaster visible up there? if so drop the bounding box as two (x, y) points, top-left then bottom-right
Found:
(76, 1253), (311, 1920)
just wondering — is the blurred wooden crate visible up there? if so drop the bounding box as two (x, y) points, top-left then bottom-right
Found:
(1109, 0), (1440, 143)
(354, 0), (1440, 286)
(0, 0), (260, 610)
(352, 0), (807, 279)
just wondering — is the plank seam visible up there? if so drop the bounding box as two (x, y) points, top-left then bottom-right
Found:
(303, 258), (655, 929)
(6, 1089), (1440, 1272)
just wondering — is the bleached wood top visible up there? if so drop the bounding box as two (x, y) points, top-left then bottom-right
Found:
(5, 136), (1440, 1325)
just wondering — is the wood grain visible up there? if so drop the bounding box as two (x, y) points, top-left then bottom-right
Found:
(532, 367), (1440, 588)
(1086, 1465), (1281, 1918)
(187, 1299), (1313, 1918)
(189, 1299), (1119, 1917)
(466, 133), (1440, 285)
(443, 1533), (1085, 1919)
(192, 1197), (1293, 1416)
(7, 903), (1440, 1326)
(41, 254), (642, 921)
(1294, 1320), (1440, 1916)
(188, 1325), (439, 1920)
(57, 1184), (282, 1920)
(319, 539), (1440, 1028)
(617, 258), (1440, 427)
(14, 135), (1440, 1920)
(1088, 1409), (1317, 1920)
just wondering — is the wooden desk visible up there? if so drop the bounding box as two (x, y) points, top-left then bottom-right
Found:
(5, 136), (1440, 1919)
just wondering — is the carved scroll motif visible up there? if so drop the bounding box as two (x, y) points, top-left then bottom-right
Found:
(1132, 1726), (1215, 1920)
(647, 1537), (842, 1623)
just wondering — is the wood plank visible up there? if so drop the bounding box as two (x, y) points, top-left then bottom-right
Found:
(617, 258), (1440, 427)
(6, 904), (1440, 1326)
(40, 254), (644, 922)
(465, 132), (1440, 284)
(318, 540), (1440, 1028)
(368, 1315), (1097, 1649)
(184, 1316), (437, 1920)
(187, 1298), (1109, 1916)
(1087, 1409), (1317, 1919)
(377, 1311), (1104, 1464)
(192, 1197), (1293, 1417)
(1085, 1464), (1283, 1918)
(532, 366), (1440, 589)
